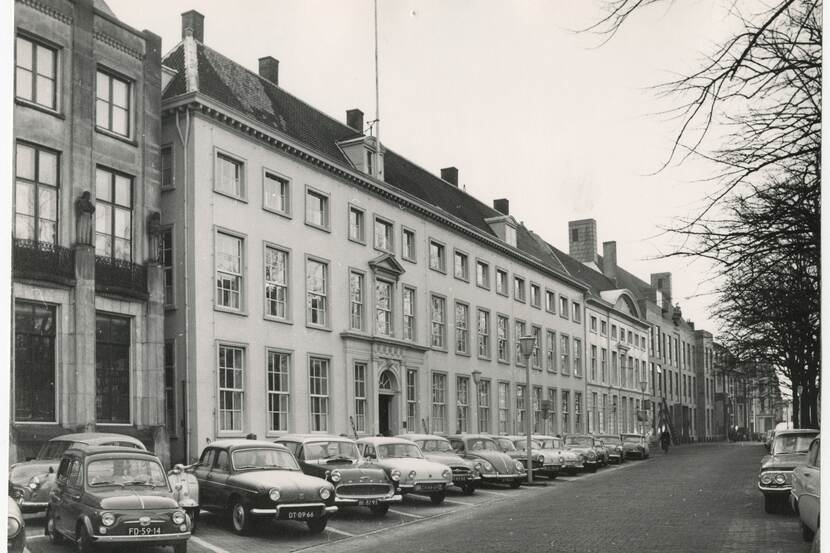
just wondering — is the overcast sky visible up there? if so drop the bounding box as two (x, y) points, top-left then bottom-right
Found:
(107, 0), (744, 334)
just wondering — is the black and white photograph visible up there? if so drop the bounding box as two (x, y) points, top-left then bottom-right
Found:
(2, 1), (822, 552)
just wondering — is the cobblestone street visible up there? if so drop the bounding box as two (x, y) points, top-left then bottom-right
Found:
(21, 442), (811, 553)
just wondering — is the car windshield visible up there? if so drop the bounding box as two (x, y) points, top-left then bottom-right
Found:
(87, 458), (168, 488)
(232, 448), (300, 470)
(37, 441), (74, 460)
(467, 438), (498, 451)
(566, 436), (592, 446)
(539, 438), (563, 449)
(303, 441), (359, 461)
(10, 464), (52, 481)
(496, 438), (517, 451)
(622, 435), (643, 443)
(512, 439), (542, 450)
(377, 443), (423, 459)
(602, 437), (622, 445)
(774, 434), (818, 455)
(418, 439), (454, 453)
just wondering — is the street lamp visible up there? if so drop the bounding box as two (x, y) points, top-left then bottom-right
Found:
(639, 380), (648, 436)
(796, 384), (803, 428)
(518, 334), (536, 485)
(472, 370), (482, 433)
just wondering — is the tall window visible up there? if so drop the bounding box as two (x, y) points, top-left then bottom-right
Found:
(559, 296), (569, 317)
(14, 302), (56, 422)
(612, 351), (618, 384)
(265, 246), (288, 319)
(545, 290), (556, 313)
(402, 228), (416, 261)
(454, 251), (469, 280)
(309, 357), (329, 431)
(374, 218), (393, 251)
(375, 280), (393, 336)
(15, 142), (59, 244)
(497, 315), (509, 362)
(402, 286), (416, 341)
(406, 369), (418, 431)
(531, 326), (542, 368)
(572, 302), (582, 323)
(215, 232), (243, 310)
(516, 384), (527, 434)
(514, 276), (526, 302)
(218, 345), (244, 432)
(498, 382), (510, 434)
(429, 241), (446, 272)
(15, 35), (57, 109)
(354, 363), (367, 433)
(306, 258), (328, 326)
(430, 295), (446, 348)
(455, 302), (469, 354)
(574, 392), (582, 432)
(456, 376), (469, 432)
(264, 172), (289, 214)
(533, 386), (543, 433)
(573, 339), (583, 377)
(515, 320), (527, 366)
(161, 146), (173, 188)
(96, 70), (130, 136)
(431, 373), (447, 433)
(164, 341), (176, 434)
(95, 167), (132, 260)
(476, 260), (490, 288)
(349, 271), (365, 330)
(601, 348), (608, 383)
(560, 334), (570, 374)
(561, 390), (570, 433)
(267, 350), (290, 432)
(548, 388), (558, 435)
(496, 269), (508, 295)
(600, 320), (607, 336)
(546, 330), (556, 372)
(159, 228), (174, 307)
(95, 314), (131, 423)
(601, 394), (607, 433)
(477, 309), (490, 358)
(530, 284), (541, 308)
(478, 380), (491, 433)
(305, 189), (329, 229)
(349, 207), (365, 242)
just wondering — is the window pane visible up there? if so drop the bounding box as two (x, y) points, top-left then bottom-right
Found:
(96, 169), (112, 202)
(16, 37), (32, 69)
(15, 181), (35, 216)
(38, 187), (57, 220)
(35, 75), (54, 107)
(114, 208), (131, 239)
(114, 174), (131, 207)
(112, 106), (128, 136)
(15, 67), (32, 101)
(112, 78), (128, 108)
(35, 44), (53, 76)
(96, 99), (110, 129)
(16, 144), (35, 180)
(15, 215), (35, 240)
(38, 150), (57, 185)
(96, 72), (109, 100)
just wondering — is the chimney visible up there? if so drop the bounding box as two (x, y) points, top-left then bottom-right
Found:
(568, 219), (597, 263)
(602, 241), (617, 282)
(493, 199), (509, 216)
(346, 109), (364, 133)
(440, 167), (458, 187)
(181, 10), (205, 43)
(651, 272), (672, 313)
(258, 56), (279, 86)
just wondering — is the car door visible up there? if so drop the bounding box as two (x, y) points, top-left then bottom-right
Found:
(192, 448), (215, 508)
(800, 439), (820, 530)
(208, 449), (233, 509)
(58, 457), (85, 538)
(50, 457), (72, 534)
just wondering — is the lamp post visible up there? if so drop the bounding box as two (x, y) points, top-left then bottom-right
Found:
(518, 334), (536, 485)
(639, 380), (648, 436)
(472, 370), (482, 433)
(796, 384), (803, 428)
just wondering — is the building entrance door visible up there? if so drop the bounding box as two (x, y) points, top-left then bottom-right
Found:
(379, 395), (392, 436)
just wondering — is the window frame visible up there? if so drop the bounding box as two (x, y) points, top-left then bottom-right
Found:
(95, 67), (132, 139)
(159, 225), (175, 309)
(263, 242), (290, 323)
(15, 33), (60, 112)
(217, 342), (246, 435)
(430, 293), (447, 350)
(213, 149), (246, 201)
(14, 300), (59, 423)
(559, 295), (569, 320)
(308, 354), (331, 432)
(529, 282), (541, 309)
(304, 185), (331, 232)
(475, 259), (490, 290)
(348, 204), (366, 244)
(544, 289), (556, 314)
(373, 215), (394, 253)
(160, 144), (174, 190)
(95, 165), (134, 261)
(14, 140), (60, 245)
(214, 227), (247, 315)
(401, 227), (417, 263)
(477, 307), (491, 360)
(454, 300), (470, 356)
(513, 275), (526, 303)
(453, 249), (470, 282)
(431, 371), (448, 434)
(305, 254), (330, 329)
(402, 285), (417, 342)
(428, 239), (447, 273)
(348, 269), (366, 331)
(375, 277), (395, 337)
(545, 329), (556, 373)
(353, 361), (368, 434)
(265, 347), (291, 435)
(496, 313), (510, 364)
(262, 168), (291, 217)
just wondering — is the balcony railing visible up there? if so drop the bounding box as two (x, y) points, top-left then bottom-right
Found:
(13, 239), (75, 285)
(95, 255), (148, 299)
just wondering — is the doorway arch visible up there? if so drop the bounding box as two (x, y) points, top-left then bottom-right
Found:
(378, 369), (399, 436)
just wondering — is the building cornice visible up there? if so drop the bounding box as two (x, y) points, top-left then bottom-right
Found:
(17, 0), (72, 24)
(339, 331), (430, 353)
(161, 93), (589, 293)
(94, 31), (143, 60)
(585, 296), (649, 329)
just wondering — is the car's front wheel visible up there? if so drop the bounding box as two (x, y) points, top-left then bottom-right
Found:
(509, 479), (522, 489)
(460, 482), (476, 495)
(369, 504), (389, 517)
(429, 492), (446, 505)
(307, 517), (328, 534)
(229, 500), (253, 535)
(173, 542), (188, 553)
(76, 523), (94, 553)
(45, 510), (63, 544)
(763, 494), (780, 514)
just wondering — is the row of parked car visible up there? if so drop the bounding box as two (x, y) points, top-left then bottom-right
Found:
(7, 431), (652, 552)
(757, 428), (820, 548)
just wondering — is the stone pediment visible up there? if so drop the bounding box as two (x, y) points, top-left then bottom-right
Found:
(369, 253), (406, 281)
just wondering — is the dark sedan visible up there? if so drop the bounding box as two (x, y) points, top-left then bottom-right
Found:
(192, 440), (336, 534)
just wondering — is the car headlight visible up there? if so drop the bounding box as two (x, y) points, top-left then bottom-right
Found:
(269, 488), (281, 502)
(760, 474), (773, 485)
(515, 461), (525, 472)
(28, 476), (40, 490)
(172, 511), (186, 525)
(774, 474), (786, 485)
(330, 470), (342, 483)
(442, 469), (451, 479)
(535, 454), (545, 463)
(320, 487), (332, 500)
(616, 446), (622, 452)
(7, 517), (20, 538)
(474, 462), (482, 472)
(101, 512), (116, 527)
(587, 451), (596, 459)
(559, 456), (564, 464)
(390, 469), (401, 481)
(482, 461), (493, 472)
(408, 470), (417, 480)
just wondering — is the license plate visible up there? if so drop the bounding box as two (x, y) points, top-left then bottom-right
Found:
(283, 510), (316, 520)
(128, 527), (162, 536)
(416, 483), (442, 491)
(358, 499), (379, 506)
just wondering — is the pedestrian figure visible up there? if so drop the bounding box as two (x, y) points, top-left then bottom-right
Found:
(661, 429), (671, 453)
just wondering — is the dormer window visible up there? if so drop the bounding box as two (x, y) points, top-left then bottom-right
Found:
(484, 214), (518, 248)
(505, 225), (516, 247)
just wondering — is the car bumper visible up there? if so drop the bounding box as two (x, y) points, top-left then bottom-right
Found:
(758, 484), (791, 495)
(250, 503), (339, 516)
(335, 494), (402, 507)
(92, 531), (190, 544)
(480, 473), (523, 481)
(399, 482), (449, 493)
(17, 499), (49, 513)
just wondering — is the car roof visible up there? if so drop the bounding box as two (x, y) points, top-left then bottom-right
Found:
(597, 435), (621, 439)
(206, 439), (290, 450)
(65, 446), (160, 459)
(50, 433), (145, 447)
(448, 434), (496, 440)
(533, 434), (559, 440)
(566, 434), (592, 438)
(774, 429), (819, 436)
(356, 436), (417, 446)
(397, 433), (449, 442)
(275, 434), (357, 443)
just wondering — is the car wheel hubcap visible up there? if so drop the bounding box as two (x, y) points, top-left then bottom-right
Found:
(47, 517), (54, 535)
(233, 505), (244, 530)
